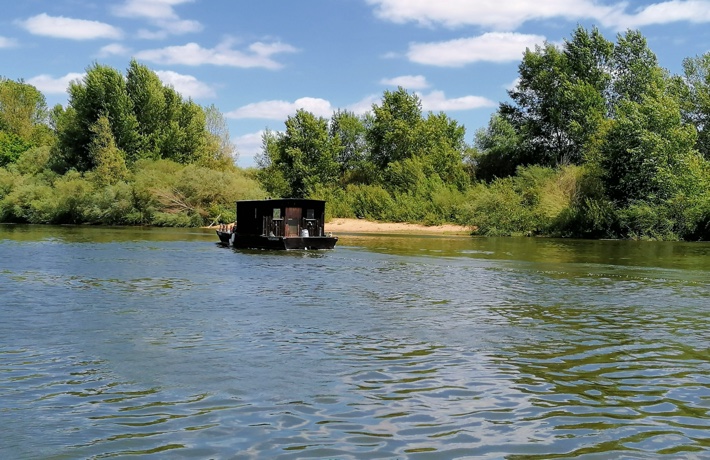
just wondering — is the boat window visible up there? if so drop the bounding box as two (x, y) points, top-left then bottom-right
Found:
(273, 208), (281, 219)
(306, 209), (315, 219)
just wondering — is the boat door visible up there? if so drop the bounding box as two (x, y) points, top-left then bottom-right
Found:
(284, 207), (301, 237)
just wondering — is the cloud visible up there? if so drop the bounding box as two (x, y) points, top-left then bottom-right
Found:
(367, 0), (710, 31)
(615, 0), (710, 28)
(97, 43), (131, 57)
(113, 0), (193, 20)
(506, 78), (521, 91)
(226, 97), (333, 120)
(17, 14), (122, 40)
(113, 0), (202, 38)
(380, 75), (430, 89)
(418, 90), (496, 111)
(408, 32), (546, 67)
(366, 0), (622, 30)
(234, 130), (269, 165)
(346, 95), (381, 115)
(136, 19), (202, 39)
(154, 70), (215, 98)
(27, 73), (85, 94)
(135, 39), (298, 69)
(0, 36), (18, 48)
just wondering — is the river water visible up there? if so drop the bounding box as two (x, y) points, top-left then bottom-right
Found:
(1, 225), (709, 459)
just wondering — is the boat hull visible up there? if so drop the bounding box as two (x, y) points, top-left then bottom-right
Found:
(217, 231), (337, 250)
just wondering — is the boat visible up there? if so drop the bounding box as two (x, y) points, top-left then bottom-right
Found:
(216, 198), (338, 250)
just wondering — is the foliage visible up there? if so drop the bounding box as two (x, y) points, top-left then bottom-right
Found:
(257, 110), (340, 198)
(679, 52), (710, 159)
(54, 60), (224, 173)
(599, 84), (698, 206)
(4, 29), (710, 240)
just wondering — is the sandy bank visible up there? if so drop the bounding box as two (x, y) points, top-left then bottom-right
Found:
(325, 218), (471, 235)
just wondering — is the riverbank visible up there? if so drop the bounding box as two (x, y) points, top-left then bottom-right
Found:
(325, 218), (471, 235)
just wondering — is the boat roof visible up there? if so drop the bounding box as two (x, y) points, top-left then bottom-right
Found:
(236, 198), (326, 205)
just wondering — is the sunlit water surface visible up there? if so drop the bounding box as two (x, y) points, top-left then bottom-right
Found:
(1, 225), (709, 459)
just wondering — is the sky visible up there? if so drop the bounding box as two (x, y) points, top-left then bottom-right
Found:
(2, 0), (710, 167)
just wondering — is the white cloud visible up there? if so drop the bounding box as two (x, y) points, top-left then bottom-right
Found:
(380, 75), (430, 89)
(366, 0), (623, 30)
(616, 0), (710, 28)
(27, 73), (85, 94)
(17, 14), (123, 40)
(113, 0), (201, 38)
(234, 130), (269, 165)
(346, 94), (380, 115)
(367, 0), (710, 31)
(408, 32), (545, 67)
(154, 70), (215, 98)
(135, 19), (202, 39)
(113, 0), (193, 20)
(506, 78), (521, 91)
(135, 39), (298, 69)
(226, 97), (333, 120)
(418, 90), (496, 111)
(0, 36), (18, 48)
(97, 43), (130, 57)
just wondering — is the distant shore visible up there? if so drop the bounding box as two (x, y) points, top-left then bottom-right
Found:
(325, 218), (471, 235)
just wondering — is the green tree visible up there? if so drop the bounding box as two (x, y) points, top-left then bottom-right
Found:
(255, 128), (290, 197)
(610, 30), (663, 107)
(600, 84), (699, 205)
(679, 53), (710, 159)
(417, 112), (469, 190)
(276, 109), (339, 197)
(0, 78), (50, 140)
(126, 59), (166, 160)
(367, 87), (423, 169)
(329, 109), (368, 177)
(473, 114), (523, 181)
(500, 27), (613, 167)
(88, 115), (128, 186)
(204, 103), (237, 168)
(57, 63), (138, 171)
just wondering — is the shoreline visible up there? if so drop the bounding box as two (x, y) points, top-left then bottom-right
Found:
(325, 218), (471, 235)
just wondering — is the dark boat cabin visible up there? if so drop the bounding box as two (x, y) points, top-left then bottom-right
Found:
(236, 198), (328, 238)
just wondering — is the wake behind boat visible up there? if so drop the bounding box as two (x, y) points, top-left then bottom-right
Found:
(217, 198), (337, 250)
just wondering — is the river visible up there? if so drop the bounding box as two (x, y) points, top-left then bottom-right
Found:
(1, 225), (709, 459)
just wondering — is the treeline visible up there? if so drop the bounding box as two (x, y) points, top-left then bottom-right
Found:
(256, 26), (710, 240)
(4, 27), (710, 239)
(0, 60), (264, 226)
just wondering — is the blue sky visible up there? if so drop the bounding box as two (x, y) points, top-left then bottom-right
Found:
(2, 0), (710, 167)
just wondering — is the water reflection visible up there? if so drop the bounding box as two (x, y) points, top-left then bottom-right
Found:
(1, 226), (709, 458)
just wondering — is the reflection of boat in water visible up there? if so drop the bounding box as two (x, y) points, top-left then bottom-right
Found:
(216, 198), (338, 250)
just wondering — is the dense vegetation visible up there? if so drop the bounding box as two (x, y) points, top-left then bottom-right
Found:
(0, 60), (264, 226)
(3, 26), (710, 240)
(257, 27), (710, 240)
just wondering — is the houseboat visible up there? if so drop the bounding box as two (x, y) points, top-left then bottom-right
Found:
(216, 198), (338, 250)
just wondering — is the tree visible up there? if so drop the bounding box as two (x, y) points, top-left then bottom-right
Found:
(500, 27), (613, 168)
(88, 115), (128, 186)
(255, 129), (290, 197)
(204, 104), (237, 168)
(256, 110), (339, 198)
(600, 84), (699, 205)
(417, 112), (469, 190)
(473, 114), (523, 181)
(57, 63), (139, 171)
(679, 53), (710, 159)
(126, 59), (166, 160)
(329, 109), (368, 176)
(0, 78), (49, 140)
(609, 30), (663, 108)
(367, 87), (423, 169)
(0, 79), (54, 165)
